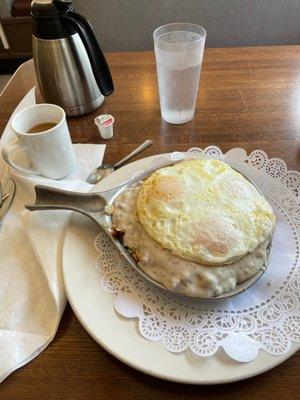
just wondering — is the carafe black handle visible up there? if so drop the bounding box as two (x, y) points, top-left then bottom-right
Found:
(62, 11), (114, 96)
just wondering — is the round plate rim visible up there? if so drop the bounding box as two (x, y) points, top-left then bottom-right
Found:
(62, 153), (299, 384)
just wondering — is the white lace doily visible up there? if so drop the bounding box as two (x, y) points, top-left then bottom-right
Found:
(94, 146), (300, 362)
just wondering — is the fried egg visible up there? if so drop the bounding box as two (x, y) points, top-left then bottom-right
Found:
(136, 159), (275, 266)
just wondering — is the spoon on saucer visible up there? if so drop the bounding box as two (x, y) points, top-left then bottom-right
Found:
(87, 139), (153, 184)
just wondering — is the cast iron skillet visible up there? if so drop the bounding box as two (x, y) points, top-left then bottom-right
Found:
(25, 160), (273, 300)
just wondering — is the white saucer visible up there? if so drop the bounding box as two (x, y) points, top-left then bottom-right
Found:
(62, 154), (299, 384)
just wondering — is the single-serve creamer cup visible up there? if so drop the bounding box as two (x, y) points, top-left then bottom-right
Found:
(95, 114), (114, 139)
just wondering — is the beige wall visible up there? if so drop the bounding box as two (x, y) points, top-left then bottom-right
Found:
(0, 0), (14, 17)
(73, 0), (300, 51)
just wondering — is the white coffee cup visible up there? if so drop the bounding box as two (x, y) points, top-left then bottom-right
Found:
(2, 103), (76, 179)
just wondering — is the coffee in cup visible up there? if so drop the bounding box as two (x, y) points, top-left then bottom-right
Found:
(2, 103), (76, 179)
(26, 122), (57, 134)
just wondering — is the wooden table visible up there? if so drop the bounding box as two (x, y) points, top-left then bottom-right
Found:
(0, 46), (299, 399)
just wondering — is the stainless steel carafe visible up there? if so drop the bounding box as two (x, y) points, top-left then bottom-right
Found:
(31, 0), (114, 116)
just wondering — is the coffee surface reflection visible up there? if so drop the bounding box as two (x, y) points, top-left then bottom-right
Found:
(27, 122), (57, 134)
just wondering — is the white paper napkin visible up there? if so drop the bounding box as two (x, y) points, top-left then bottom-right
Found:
(0, 87), (106, 382)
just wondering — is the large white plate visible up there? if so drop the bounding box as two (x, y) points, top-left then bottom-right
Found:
(62, 155), (299, 384)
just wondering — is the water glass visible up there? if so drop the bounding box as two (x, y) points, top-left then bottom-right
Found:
(153, 23), (206, 124)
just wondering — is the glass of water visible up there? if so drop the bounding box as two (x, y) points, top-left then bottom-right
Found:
(153, 23), (206, 124)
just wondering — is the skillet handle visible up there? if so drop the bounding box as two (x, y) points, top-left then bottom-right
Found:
(25, 185), (107, 214)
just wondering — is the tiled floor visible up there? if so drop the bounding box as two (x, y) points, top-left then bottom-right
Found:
(0, 75), (12, 94)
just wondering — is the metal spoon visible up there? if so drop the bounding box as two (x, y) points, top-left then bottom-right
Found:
(0, 179), (14, 207)
(0, 179), (16, 227)
(87, 139), (153, 184)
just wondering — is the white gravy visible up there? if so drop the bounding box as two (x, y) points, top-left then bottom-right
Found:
(112, 184), (271, 298)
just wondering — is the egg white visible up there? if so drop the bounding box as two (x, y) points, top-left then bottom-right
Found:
(137, 159), (276, 266)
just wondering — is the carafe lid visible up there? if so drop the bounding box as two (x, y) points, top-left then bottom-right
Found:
(31, 0), (75, 39)
(31, 0), (72, 16)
